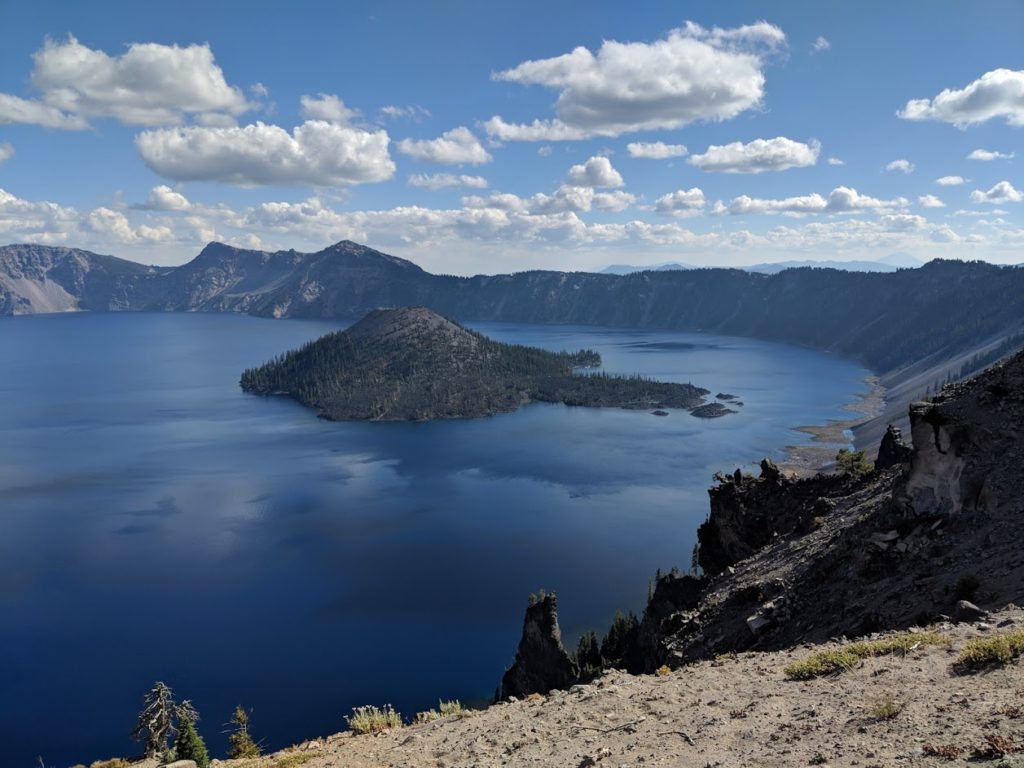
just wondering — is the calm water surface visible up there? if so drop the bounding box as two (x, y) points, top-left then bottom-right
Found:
(0, 312), (870, 764)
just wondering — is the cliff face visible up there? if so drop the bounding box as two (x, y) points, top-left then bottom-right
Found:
(498, 594), (577, 699)
(4, 241), (1024, 380)
(500, 351), (1024, 692)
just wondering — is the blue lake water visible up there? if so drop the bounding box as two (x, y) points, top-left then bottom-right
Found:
(0, 312), (870, 765)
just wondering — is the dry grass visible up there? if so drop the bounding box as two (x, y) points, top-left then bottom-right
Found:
(413, 699), (472, 724)
(784, 631), (949, 680)
(346, 704), (403, 734)
(956, 628), (1024, 669)
(270, 754), (316, 768)
(655, 665), (671, 677)
(88, 761), (129, 768)
(866, 692), (903, 721)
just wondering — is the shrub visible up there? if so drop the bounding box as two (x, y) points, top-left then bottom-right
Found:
(784, 631), (948, 680)
(956, 628), (1024, 669)
(413, 699), (470, 724)
(346, 704), (403, 734)
(835, 448), (872, 477)
(655, 665), (671, 677)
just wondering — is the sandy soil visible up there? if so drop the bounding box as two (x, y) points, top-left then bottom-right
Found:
(214, 609), (1023, 768)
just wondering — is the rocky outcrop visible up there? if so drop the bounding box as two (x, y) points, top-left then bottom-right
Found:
(697, 459), (855, 576)
(874, 423), (912, 470)
(498, 594), (577, 699)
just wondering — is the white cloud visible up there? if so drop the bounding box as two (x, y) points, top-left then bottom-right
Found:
(397, 126), (491, 165)
(138, 185), (192, 211)
(484, 21), (785, 141)
(537, 145), (553, 157)
(722, 186), (907, 215)
(626, 141), (688, 159)
(299, 93), (357, 124)
(936, 175), (966, 186)
(29, 35), (250, 126)
(249, 82), (269, 98)
(378, 104), (431, 121)
(689, 137), (820, 173)
(885, 159), (914, 174)
(970, 180), (1023, 204)
(654, 188), (706, 217)
(82, 207), (171, 244)
(566, 156), (624, 187)
(136, 120), (395, 187)
(811, 36), (830, 52)
(898, 68), (1024, 127)
(592, 190), (636, 212)
(827, 157), (845, 166)
(408, 173), (488, 190)
(0, 142), (13, 166)
(918, 194), (945, 208)
(967, 148), (1015, 161)
(0, 93), (88, 130)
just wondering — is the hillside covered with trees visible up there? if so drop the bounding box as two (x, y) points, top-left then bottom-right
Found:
(240, 307), (711, 420)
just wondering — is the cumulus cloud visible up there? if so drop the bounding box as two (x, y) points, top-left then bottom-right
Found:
(626, 141), (688, 159)
(885, 159), (914, 173)
(967, 148), (1015, 161)
(299, 93), (357, 123)
(0, 142), (13, 166)
(936, 175), (966, 186)
(24, 35), (250, 127)
(898, 68), (1024, 127)
(654, 188), (706, 217)
(689, 137), (820, 173)
(811, 36), (830, 52)
(566, 156), (624, 187)
(136, 120), (395, 187)
(970, 180), (1023, 204)
(721, 186), (907, 215)
(484, 21), (785, 141)
(408, 173), (488, 190)
(827, 157), (845, 166)
(397, 126), (491, 165)
(918, 194), (945, 208)
(0, 93), (89, 130)
(136, 185), (192, 211)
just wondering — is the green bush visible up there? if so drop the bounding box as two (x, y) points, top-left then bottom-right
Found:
(956, 628), (1024, 669)
(346, 704), (403, 734)
(785, 631), (948, 680)
(227, 705), (261, 758)
(835, 448), (872, 477)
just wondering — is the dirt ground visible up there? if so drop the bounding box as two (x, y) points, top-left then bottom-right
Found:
(204, 608), (1023, 768)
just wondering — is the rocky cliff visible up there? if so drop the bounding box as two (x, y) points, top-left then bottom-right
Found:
(504, 348), (1024, 687)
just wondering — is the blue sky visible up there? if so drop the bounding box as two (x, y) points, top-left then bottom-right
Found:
(0, 1), (1022, 273)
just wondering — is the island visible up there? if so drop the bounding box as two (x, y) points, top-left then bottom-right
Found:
(240, 307), (725, 421)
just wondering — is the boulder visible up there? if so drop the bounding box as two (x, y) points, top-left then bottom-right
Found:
(954, 600), (989, 623)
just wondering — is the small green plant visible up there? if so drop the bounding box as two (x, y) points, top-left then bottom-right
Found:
(655, 665), (671, 677)
(867, 692), (904, 720)
(413, 699), (470, 724)
(346, 704), (403, 734)
(835, 448), (873, 477)
(784, 631), (948, 680)
(956, 628), (1024, 669)
(227, 705), (262, 758)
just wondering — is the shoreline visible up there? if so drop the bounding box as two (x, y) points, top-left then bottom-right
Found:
(778, 374), (885, 477)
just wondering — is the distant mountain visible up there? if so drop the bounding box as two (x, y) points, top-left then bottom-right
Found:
(600, 262), (695, 275)
(742, 259), (906, 274)
(239, 307), (710, 420)
(3, 241), (1023, 384)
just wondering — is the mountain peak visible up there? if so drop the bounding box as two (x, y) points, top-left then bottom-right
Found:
(345, 306), (471, 345)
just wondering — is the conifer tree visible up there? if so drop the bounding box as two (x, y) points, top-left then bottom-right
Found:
(226, 705), (261, 758)
(131, 681), (176, 757)
(172, 700), (210, 768)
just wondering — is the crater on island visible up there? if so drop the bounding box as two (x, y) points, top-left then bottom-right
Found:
(240, 307), (729, 422)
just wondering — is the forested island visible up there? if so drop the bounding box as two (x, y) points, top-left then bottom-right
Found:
(240, 307), (717, 421)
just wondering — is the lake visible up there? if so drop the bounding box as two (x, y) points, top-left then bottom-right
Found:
(0, 312), (871, 765)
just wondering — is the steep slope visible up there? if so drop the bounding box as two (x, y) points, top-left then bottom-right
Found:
(0, 243), (157, 314)
(240, 307), (710, 420)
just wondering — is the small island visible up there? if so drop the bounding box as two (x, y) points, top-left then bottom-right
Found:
(240, 307), (728, 421)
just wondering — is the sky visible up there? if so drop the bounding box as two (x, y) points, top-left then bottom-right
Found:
(0, 1), (1022, 274)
